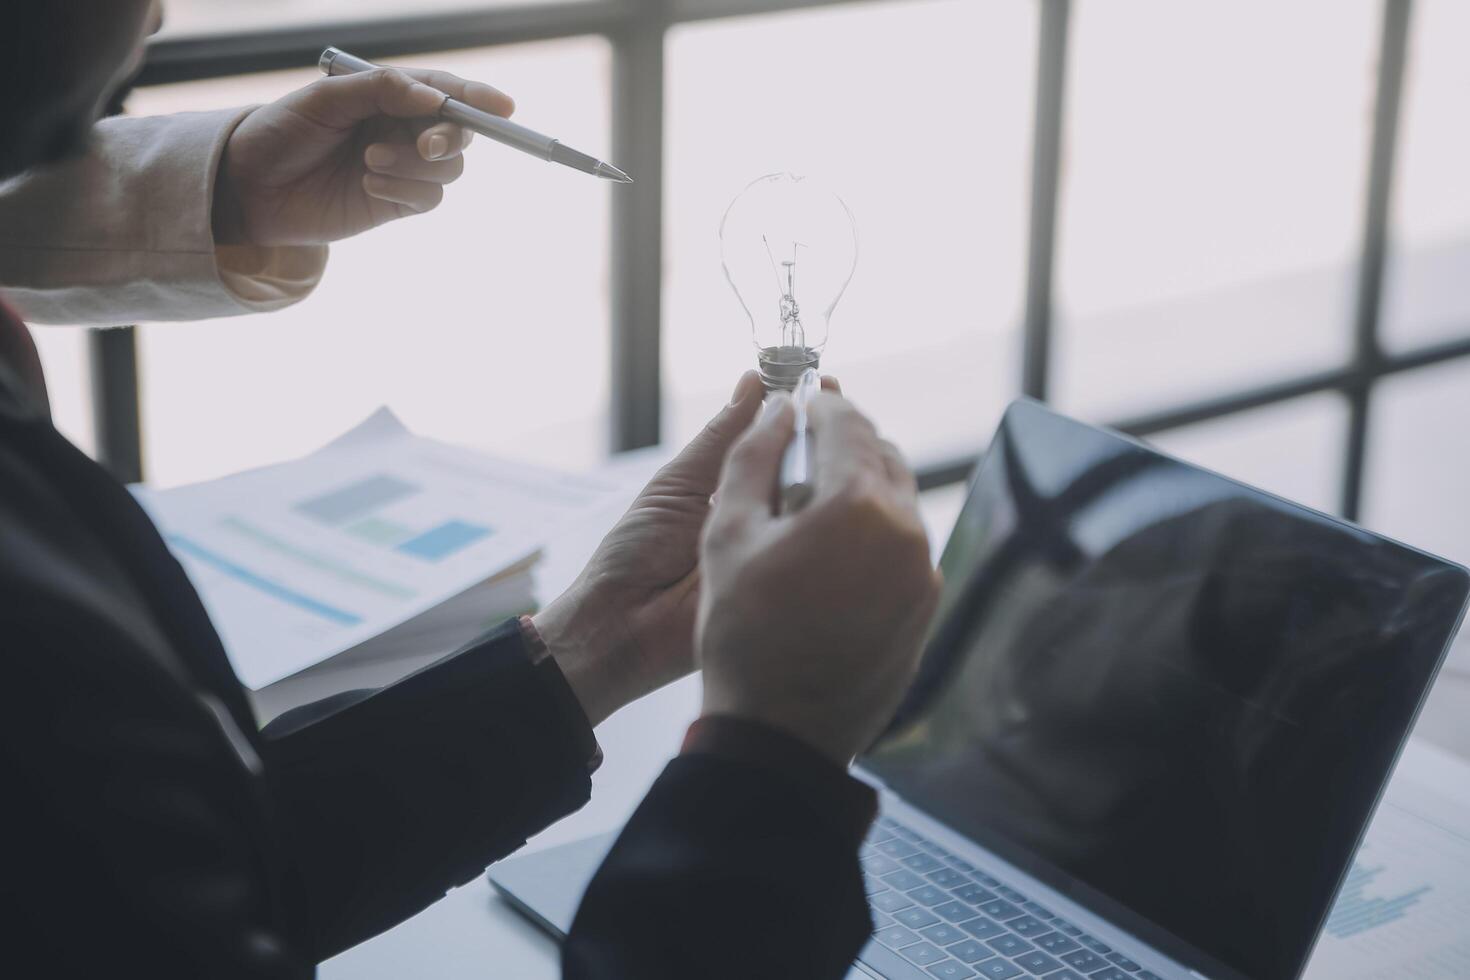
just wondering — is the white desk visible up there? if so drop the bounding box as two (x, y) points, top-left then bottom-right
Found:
(285, 461), (1470, 979)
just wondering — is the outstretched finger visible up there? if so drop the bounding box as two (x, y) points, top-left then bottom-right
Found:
(396, 67), (515, 119)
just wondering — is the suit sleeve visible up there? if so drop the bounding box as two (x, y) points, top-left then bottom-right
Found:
(261, 618), (599, 960)
(564, 716), (879, 979)
(3, 609), (316, 977)
(0, 110), (326, 325)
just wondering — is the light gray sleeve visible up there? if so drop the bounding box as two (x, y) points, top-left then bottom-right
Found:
(0, 108), (327, 325)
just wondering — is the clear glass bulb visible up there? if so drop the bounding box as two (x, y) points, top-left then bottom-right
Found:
(719, 173), (858, 391)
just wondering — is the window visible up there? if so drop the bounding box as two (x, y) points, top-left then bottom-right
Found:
(664, 0), (1036, 463)
(1053, 0), (1378, 421)
(1380, 0), (1470, 350)
(21, 0), (1470, 585)
(126, 41), (612, 487)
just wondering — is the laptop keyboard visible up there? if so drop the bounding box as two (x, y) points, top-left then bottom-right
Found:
(859, 816), (1165, 980)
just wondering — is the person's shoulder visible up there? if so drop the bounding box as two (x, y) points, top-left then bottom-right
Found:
(0, 421), (159, 656)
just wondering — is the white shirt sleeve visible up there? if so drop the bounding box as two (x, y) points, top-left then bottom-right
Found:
(0, 108), (328, 325)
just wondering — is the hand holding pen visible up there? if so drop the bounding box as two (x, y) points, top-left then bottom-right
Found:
(320, 48), (631, 183)
(213, 50), (631, 248)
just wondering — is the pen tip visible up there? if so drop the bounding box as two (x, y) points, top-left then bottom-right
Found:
(595, 162), (634, 183)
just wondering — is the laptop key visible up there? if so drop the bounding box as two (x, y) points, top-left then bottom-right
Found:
(1088, 970), (1132, 980)
(884, 869), (928, 891)
(904, 853), (946, 874)
(863, 853), (902, 876)
(928, 868), (970, 889)
(864, 877), (891, 896)
(908, 885), (950, 906)
(877, 924), (923, 950)
(920, 922), (968, 946)
(927, 962), (978, 979)
(892, 826), (924, 842)
(901, 942), (948, 967)
(1137, 972), (1164, 980)
(974, 959), (1023, 979)
(947, 939), (995, 964)
(952, 883), (998, 905)
(932, 900), (980, 923)
(959, 917), (1007, 941)
(1013, 950), (1062, 974)
(860, 938), (946, 980)
(996, 886), (1028, 903)
(868, 828), (896, 845)
(1033, 932), (1081, 955)
(872, 910), (893, 931)
(1078, 935), (1112, 954)
(1044, 972), (1087, 980)
(1052, 921), (1083, 937)
(973, 873), (1002, 887)
(919, 841), (950, 856)
(895, 907), (941, 930)
(1058, 949), (1106, 972)
(1021, 901), (1053, 920)
(879, 838), (921, 859)
(978, 899), (1024, 920)
(1006, 915), (1049, 938)
(951, 858), (976, 872)
(985, 933), (1035, 957)
(1106, 951), (1142, 971)
(872, 890), (916, 914)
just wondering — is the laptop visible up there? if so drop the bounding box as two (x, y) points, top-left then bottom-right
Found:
(489, 399), (1470, 980)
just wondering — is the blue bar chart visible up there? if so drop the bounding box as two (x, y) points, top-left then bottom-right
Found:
(1324, 862), (1431, 939)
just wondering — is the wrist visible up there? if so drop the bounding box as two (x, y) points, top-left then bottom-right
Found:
(532, 582), (626, 728)
(699, 688), (857, 768)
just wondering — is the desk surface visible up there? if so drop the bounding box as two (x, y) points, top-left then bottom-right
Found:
(294, 459), (1470, 979)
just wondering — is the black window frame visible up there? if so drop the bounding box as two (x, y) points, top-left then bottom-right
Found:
(87, 0), (1461, 526)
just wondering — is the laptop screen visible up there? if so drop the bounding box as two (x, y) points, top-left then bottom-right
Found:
(861, 400), (1468, 980)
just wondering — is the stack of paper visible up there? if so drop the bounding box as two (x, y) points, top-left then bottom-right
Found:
(133, 409), (620, 691)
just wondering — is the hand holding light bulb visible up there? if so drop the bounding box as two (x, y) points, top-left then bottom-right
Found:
(697, 391), (942, 766)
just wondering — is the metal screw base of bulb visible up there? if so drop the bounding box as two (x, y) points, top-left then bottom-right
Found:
(757, 345), (821, 393)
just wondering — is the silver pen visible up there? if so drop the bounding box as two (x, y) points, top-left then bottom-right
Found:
(319, 47), (632, 183)
(779, 368), (822, 513)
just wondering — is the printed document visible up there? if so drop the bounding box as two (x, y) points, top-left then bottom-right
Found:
(134, 409), (619, 690)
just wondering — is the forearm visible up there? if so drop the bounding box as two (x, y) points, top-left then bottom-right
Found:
(0, 111), (325, 324)
(565, 716), (877, 979)
(262, 619), (598, 959)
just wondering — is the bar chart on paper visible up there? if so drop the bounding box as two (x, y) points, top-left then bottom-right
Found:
(139, 411), (619, 689)
(1304, 742), (1470, 979)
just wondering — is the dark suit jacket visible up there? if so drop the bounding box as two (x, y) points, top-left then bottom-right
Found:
(0, 330), (874, 976)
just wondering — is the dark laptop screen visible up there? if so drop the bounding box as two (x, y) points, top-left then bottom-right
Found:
(862, 400), (1467, 980)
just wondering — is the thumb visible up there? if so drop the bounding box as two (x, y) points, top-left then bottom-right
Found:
(651, 371), (765, 497)
(715, 394), (796, 519)
(293, 69), (448, 130)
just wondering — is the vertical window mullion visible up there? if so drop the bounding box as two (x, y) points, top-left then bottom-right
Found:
(1020, 0), (1070, 402)
(1343, 0), (1413, 520)
(608, 7), (667, 452)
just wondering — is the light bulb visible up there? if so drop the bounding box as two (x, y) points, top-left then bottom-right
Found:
(719, 173), (858, 392)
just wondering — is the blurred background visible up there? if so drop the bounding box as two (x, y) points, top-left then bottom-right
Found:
(33, 0), (1470, 662)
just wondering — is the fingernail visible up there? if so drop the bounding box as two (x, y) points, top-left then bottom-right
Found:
(365, 145), (395, 169)
(426, 134), (448, 160)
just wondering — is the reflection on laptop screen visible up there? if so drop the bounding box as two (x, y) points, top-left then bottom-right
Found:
(862, 400), (1468, 980)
